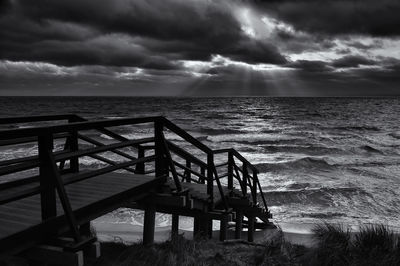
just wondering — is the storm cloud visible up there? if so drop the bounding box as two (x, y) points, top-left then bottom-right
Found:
(0, 0), (399, 96)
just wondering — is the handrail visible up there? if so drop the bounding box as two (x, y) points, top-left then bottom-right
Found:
(0, 114), (268, 218)
(0, 114), (75, 125)
(163, 118), (212, 154)
(0, 116), (162, 140)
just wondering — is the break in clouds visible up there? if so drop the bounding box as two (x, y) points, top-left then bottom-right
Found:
(0, 0), (399, 96)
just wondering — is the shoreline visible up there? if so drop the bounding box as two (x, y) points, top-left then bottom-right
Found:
(93, 220), (316, 248)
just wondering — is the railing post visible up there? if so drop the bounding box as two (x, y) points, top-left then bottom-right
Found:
(252, 170), (257, 204)
(200, 167), (206, 184)
(242, 162), (248, 197)
(155, 119), (167, 177)
(38, 133), (57, 220)
(135, 146), (145, 174)
(228, 151), (233, 190)
(186, 160), (191, 182)
(207, 153), (214, 210)
(69, 129), (79, 173)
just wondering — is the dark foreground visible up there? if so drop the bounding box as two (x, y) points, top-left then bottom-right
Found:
(91, 223), (400, 266)
(1, 224), (400, 265)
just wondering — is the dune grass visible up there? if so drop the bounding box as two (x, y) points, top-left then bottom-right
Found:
(311, 223), (400, 266)
(91, 223), (400, 266)
(92, 231), (303, 266)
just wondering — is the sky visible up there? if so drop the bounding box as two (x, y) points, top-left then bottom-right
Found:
(0, 0), (399, 96)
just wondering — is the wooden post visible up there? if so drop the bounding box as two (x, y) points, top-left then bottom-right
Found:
(38, 133), (57, 220)
(193, 216), (200, 238)
(143, 204), (156, 245)
(200, 167), (206, 184)
(208, 219), (213, 239)
(235, 211), (243, 239)
(247, 215), (255, 242)
(171, 214), (179, 238)
(154, 120), (167, 177)
(220, 214), (228, 241)
(186, 160), (191, 182)
(79, 222), (91, 237)
(193, 215), (208, 238)
(69, 129), (79, 173)
(207, 153), (214, 210)
(135, 146), (145, 174)
(252, 170), (257, 204)
(228, 152), (233, 190)
(242, 162), (248, 197)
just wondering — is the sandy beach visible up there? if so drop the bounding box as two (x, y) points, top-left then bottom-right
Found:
(93, 219), (316, 248)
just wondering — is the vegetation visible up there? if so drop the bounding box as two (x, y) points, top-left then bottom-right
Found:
(93, 231), (303, 266)
(91, 223), (400, 266)
(311, 223), (400, 266)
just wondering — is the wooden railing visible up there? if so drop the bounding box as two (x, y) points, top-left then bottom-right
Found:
(0, 114), (270, 242)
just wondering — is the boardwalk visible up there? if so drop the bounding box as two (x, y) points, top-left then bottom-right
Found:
(0, 114), (272, 265)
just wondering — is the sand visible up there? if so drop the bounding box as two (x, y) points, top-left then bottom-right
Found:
(92, 220), (316, 248)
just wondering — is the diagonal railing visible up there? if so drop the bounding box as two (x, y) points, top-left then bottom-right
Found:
(0, 114), (270, 248)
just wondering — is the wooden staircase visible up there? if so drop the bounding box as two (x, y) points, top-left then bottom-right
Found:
(0, 114), (274, 265)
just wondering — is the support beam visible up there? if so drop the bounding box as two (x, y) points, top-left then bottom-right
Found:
(83, 241), (101, 259)
(143, 205), (156, 245)
(171, 214), (179, 238)
(193, 215), (208, 238)
(220, 214), (228, 241)
(208, 219), (213, 239)
(235, 211), (243, 239)
(247, 215), (255, 242)
(79, 222), (91, 236)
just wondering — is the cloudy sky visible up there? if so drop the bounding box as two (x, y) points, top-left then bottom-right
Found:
(0, 0), (399, 96)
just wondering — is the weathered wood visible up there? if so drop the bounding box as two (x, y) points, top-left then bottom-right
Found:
(135, 146), (145, 174)
(38, 134), (57, 220)
(143, 204), (156, 245)
(220, 214), (228, 241)
(228, 152), (233, 190)
(154, 120), (167, 177)
(69, 130), (79, 173)
(78, 133), (138, 161)
(45, 148), (82, 243)
(235, 211), (243, 239)
(207, 153), (214, 210)
(0, 114), (270, 254)
(171, 214), (179, 238)
(247, 215), (255, 242)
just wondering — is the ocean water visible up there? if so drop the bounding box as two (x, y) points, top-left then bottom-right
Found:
(1, 96), (400, 230)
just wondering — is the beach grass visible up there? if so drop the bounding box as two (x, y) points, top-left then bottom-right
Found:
(92, 231), (303, 266)
(91, 223), (400, 266)
(310, 223), (400, 266)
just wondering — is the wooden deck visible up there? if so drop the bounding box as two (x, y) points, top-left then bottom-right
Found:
(0, 173), (165, 253)
(0, 114), (272, 264)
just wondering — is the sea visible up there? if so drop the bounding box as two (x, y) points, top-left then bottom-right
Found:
(1, 96), (400, 233)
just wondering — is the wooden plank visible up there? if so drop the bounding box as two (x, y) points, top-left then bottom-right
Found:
(0, 116), (162, 140)
(54, 138), (154, 162)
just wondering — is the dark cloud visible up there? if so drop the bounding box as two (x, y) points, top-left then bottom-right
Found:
(286, 60), (333, 72)
(332, 55), (376, 68)
(0, 0), (286, 68)
(0, 0), (399, 96)
(252, 0), (400, 37)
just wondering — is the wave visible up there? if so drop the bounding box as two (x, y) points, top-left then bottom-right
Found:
(264, 187), (370, 207)
(255, 157), (334, 172)
(197, 128), (244, 135)
(359, 145), (383, 154)
(231, 138), (304, 146)
(389, 132), (400, 139)
(262, 145), (344, 155)
(324, 125), (381, 132)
